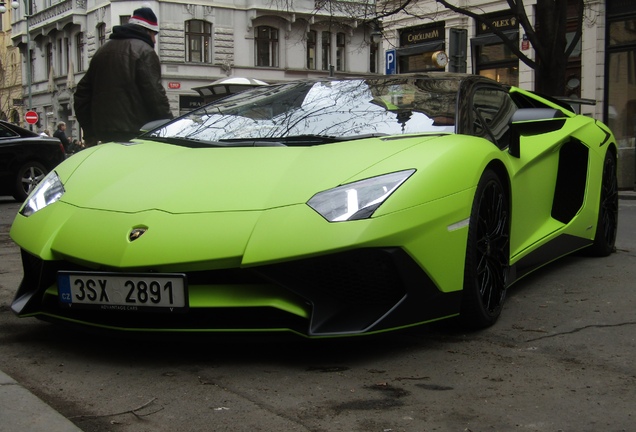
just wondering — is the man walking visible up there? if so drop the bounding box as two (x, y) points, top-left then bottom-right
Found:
(53, 121), (71, 153)
(74, 7), (173, 146)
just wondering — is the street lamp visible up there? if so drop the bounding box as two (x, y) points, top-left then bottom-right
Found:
(370, 20), (383, 44)
(1, 0), (30, 125)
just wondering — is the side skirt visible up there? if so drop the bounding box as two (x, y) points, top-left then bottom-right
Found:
(508, 234), (592, 284)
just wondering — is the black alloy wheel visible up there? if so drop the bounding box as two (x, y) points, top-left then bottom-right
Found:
(460, 169), (510, 329)
(14, 161), (47, 202)
(585, 150), (618, 257)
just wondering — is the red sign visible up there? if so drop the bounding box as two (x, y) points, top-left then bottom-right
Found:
(25, 110), (39, 125)
(168, 82), (181, 89)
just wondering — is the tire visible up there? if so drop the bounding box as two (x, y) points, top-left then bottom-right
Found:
(13, 161), (47, 202)
(460, 170), (510, 329)
(584, 150), (618, 257)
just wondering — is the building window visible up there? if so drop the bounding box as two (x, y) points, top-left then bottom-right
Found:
(76, 32), (84, 72)
(29, 49), (35, 89)
(186, 20), (212, 63)
(255, 26), (279, 67)
(97, 23), (106, 48)
(65, 37), (70, 75)
(307, 30), (317, 69)
(397, 22), (446, 73)
(120, 16), (130, 25)
(370, 40), (379, 73)
(472, 12), (519, 86)
(46, 43), (53, 76)
(607, 15), (636, 144)
(474, 41), (519, 85)
(322, 31), (331, 71)
(336, 32), (345, 71)
(57, 39), (63, 76)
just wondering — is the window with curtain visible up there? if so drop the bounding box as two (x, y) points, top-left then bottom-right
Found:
(322, 31), (331, 71)
(46, 43), (53, 76)
(369, 40), (379, 73)
(76, 32), (84, 72)
(97, 23), (106, 49)
(255, 26), (279, 67)
(336, 32), (345, 71)
(186, 20), (212, 63)
(307, 30), (317, 70)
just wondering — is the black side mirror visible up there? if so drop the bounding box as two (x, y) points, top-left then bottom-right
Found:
(138, 119), (172, 135)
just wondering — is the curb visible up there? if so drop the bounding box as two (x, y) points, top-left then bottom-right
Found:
(619, 191), (636, 200)
(0, 370), (83, 432)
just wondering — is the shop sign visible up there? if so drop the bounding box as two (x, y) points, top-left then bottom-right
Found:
(400, 22), (445, 46)
(477, 12), (518, 34)
(179, 95), (204, 110)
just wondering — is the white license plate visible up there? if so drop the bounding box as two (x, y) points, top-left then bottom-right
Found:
(58, 272), (187, 311)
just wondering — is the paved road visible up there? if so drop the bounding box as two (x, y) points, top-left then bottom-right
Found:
(0, 196), (634, 432)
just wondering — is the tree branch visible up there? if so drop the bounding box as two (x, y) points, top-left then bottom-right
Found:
(564, 0), (584, 59)
(435, 0), (537, 69)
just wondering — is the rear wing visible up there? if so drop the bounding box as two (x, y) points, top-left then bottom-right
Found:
(553, 97), (597, 114)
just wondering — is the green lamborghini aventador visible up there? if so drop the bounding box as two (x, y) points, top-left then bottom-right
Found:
(10, 73), (618, 337)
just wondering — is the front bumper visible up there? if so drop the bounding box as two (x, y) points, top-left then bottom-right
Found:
(13, 247), (461, 337)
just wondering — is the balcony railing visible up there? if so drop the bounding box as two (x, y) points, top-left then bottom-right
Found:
(11, 0), (86, 44)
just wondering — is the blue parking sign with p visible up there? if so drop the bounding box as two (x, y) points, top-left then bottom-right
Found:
(385, 49), (396, 75)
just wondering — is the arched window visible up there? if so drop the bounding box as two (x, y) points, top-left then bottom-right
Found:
(186, 20), (212, 63)
(255, 26), (278, 67)
(10, 110), (20, 124)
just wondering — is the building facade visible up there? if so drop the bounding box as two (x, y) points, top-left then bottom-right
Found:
(6, 0), (379, 137)
(0, 2), (23, 125)
(383, 0), (634, 189)
(3, 0), (635, 189)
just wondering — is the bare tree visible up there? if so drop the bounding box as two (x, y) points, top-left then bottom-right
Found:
(0, 44), (23, 123)
(273, 0), (584, 96)
(433, 0), (584, 96)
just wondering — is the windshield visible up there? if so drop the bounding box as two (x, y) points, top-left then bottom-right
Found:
(146, 77), (459, 146)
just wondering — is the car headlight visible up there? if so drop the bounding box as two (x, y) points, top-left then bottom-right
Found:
(20, 171), (65, 217)
(307, 169), (415, 222)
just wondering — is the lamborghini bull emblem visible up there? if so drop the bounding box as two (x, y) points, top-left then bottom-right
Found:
(129, 228), (147, 241)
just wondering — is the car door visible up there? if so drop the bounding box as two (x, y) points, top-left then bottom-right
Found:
(470, 86), (568, 263)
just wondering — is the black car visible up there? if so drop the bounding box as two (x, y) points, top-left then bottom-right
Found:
(0, 120), (66, 201)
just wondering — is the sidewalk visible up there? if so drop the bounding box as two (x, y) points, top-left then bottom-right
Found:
(0, 370), (83, 432)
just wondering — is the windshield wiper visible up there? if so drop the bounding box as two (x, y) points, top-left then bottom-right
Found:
(141, 136), (225, 148)
(216, 138), (287, 147)
(145, 133), (389, 148)
(264, 133), (389, 146)
(220, 135), (339, 146)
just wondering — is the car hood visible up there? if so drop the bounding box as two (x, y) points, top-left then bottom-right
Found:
(59, 137), (439, 213)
